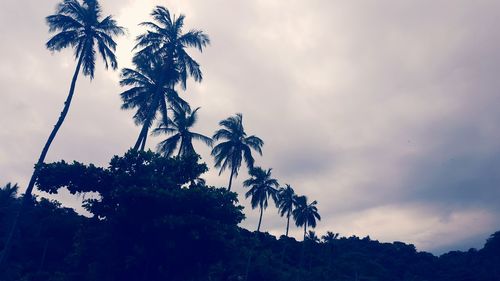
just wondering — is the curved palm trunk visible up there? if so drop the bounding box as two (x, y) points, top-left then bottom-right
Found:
(257, 205), (264, 232)
(285, 211), (291, 237)
(134, 120), (150, 151)
(177, 138), (184, 157)
(133, 81), (170, 151)
(133, 96), (160, 151)
(227, 167), (235, 191)
(28, 54), (84, 197)
(0, 54), (84, 268)
(140, 132), (147, 151)
(303, 223), (307, 240)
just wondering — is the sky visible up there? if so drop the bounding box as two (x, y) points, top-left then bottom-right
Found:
(1, 0), (500, 254)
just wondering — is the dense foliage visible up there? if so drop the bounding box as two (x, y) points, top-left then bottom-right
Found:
(1, 151), (499, 280)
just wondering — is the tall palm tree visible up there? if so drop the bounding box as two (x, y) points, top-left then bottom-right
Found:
(153, 107), (213, 157)
(293, 196), (321, 240)
(243, 167), (279, 232)
(26, 0), (124, 200)
(212, 114), (264, 191)
(119, 56), (189, 151)
(1, 0), (124, 268)
(128, 6), (210, 150)
(277, 184), (298, 237)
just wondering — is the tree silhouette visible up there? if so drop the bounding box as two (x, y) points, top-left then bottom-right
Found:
(0, 183), (18, 202)
(1, 0), (123, 268)
(306, 230), (320, 243)
(293, 196), (321, 240)
(322, 231), (340, 243)
(153, 107), (213, 157)
(321, 231), (339, 269)
(24, 0), (124, 200)
(131, 6), (210, 149)
(212, 114), (263, 191)
(119, 55), (189, 151)
(277, 184), (298, 237)
(243, 167), (279, 232)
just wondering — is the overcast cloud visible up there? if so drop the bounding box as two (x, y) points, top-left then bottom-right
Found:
(1, 0), (500, 254)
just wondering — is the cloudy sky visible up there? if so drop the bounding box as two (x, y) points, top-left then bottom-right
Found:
(1, 0), (500, 254)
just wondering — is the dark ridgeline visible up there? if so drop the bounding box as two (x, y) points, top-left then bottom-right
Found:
(0, 0), (124, 268)
(212, 113), (264, 191)
(1, 174), (500, 280)
(120, 6), (209, 151)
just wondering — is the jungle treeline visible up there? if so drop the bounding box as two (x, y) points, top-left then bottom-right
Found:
(0, 150), (499, 281)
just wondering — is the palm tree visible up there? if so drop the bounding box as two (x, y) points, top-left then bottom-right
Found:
(212, 114), (264, 191)
(119, 56), (189, 151)
(1, 0), (124, 268)
(243, 167), (279, 232)
(305, 230), (320, 243)
(128, 6), (210, 150)
(293, 196), (321, 240)
(153, 107), (213, 157)
(322, 231), (340, 243)
(25, 0), (124, 201)
(0, 183), (19, 201)
(277, 184), (298, 237)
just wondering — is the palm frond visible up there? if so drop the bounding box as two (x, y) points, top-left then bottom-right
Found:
(46, 14), (83, 32)
(245, 135), (264, 155)
(81, 39), (96, 78)
(178, 29), (210, 52)
(46, 30), (80, 51)
(156, 134), (180, 157)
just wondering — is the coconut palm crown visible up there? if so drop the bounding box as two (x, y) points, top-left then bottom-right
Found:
(212, 113), (264, 191)
(277, 184), (299, 237)
(153, 107), (213, 157)
(134, 5), (210, 89)
(120, 56), (189, 151)
(243, 167), (279, 232)
(293, 196), (321, 240)
(46, 0), (124, 78)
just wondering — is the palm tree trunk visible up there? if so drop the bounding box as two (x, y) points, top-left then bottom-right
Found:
(303, 223), (307, 240)
(257, 205), (263, 232)
(28, 54), (84, 197)
(140, 131), (147, 151)
(285, 211), (291, 237)
(227, 168), (235, 191)
(177, 138), (184, 157)
(133, 96), (160, 151)
(134, 122), (149, 151)
(133, 76), (171, 151)
(0, 54), (84, 269)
